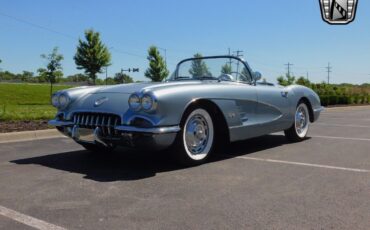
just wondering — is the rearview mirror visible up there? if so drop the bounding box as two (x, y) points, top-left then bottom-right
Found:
(253, 71), (262, 82)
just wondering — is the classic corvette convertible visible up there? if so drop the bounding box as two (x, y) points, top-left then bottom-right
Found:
(49, 55), (324, 165)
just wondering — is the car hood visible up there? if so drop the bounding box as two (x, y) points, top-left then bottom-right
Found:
(92, 81), (207, 94)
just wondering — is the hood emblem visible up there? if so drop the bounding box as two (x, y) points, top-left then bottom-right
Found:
(94, 97), (108, 107)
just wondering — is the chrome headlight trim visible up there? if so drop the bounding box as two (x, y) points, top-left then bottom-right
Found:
(128, 93), (141, 111)
(58, 93), (71, 110)
(141, 94), (153, 111)
(51, 94), (59, 108)
(141, 93), (157, 112)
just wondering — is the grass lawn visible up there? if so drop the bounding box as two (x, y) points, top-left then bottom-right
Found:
(0, 83), (72, 121)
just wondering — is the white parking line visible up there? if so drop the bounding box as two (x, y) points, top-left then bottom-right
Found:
(312, 135), (370, 141)
(236, 156), (370, 173)
(0, 205), (66, 230)
(319, 116), (370, 121)
(315, 123), (370, 128)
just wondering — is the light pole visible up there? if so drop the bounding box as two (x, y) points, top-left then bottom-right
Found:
(105, 46), (114, 85)
(158, 47), (167, 65)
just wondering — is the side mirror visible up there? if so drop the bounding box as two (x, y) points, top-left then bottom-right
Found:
(253, 71), (262, 82)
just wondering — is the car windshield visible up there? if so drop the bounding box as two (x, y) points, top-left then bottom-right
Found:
(170, 56), (252, 83)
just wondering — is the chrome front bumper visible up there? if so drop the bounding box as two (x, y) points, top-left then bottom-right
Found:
(48, 119), (180, 149)
(313, 106), (325, 122)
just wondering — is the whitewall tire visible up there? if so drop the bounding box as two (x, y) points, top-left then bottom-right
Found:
(284, 102), (310, 142)
(173, 107), (215, 166)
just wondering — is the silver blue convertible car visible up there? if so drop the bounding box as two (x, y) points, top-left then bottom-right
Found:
(49, 56), (324, 165)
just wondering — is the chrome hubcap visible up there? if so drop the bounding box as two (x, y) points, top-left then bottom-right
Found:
(185, 114), (209, 154)
(295, 105), (308, 136)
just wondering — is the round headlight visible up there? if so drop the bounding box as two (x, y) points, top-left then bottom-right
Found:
(51, 94), (59, 107)
(58, 94), (70, 109)
(141, 94), (154, 111)
(128, 94), (141, 110)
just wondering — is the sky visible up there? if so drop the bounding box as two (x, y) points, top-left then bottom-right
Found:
(0, 0), (369, 84)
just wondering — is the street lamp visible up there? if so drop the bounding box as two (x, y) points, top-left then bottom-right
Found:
(157, 47), (167, 66)
(105, 46), (114, 85)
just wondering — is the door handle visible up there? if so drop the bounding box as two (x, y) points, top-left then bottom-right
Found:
(281, 91), (288, 97)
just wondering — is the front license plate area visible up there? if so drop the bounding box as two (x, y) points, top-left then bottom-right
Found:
(78, 128), (95, 143)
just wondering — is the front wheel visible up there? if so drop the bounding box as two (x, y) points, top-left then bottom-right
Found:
(284, 102), (310, 142)
(172, 107), (215, 166)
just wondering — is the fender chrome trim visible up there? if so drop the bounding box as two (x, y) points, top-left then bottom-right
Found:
(48, 120), (74, 126)
(115, 125), (181, 134)
(314, 106), (325, 113)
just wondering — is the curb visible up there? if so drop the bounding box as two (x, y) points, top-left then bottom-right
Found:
(0, 129), (65, 144)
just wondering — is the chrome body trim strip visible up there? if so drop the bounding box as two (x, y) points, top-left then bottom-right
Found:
(115, 125), (181, 134)
(314, 106), (325, 113)
(48, 120), (74, 126)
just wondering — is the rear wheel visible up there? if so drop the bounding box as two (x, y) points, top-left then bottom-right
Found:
(284, 102), (310, 142)
(172, 106), (215, 166)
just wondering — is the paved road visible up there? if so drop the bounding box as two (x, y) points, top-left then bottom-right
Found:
(0, 106), (369, 229)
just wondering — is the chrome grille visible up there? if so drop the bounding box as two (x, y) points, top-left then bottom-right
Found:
(72, 112), (121, 136)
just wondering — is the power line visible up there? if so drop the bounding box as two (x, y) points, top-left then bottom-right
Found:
(0, 11), (150, 61)
(326, 62), (332, 84)
(285, 62), (293, 76)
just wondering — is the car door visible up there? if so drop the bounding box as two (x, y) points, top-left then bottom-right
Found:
(255, 85), (292, 133)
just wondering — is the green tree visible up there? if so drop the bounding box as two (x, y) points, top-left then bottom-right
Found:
(221, 63), (232, 74)
(114, 72), (134, 84)
(277, 74), (295, 86)
(38, 47), (64, 100)
(74, 29), (111, 85)
(66, 73), (88, 82)
(144, 46), (169, 82)
(20, 71), (34, 82)
(189, 53), (210, 78)
(295, 76), (311, 87)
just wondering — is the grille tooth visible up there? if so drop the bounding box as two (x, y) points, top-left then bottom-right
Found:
(107, 117), (112, 135)
(114, 118), (118, 135)
(101, 116), (106, 135)
(72, 113), (121, 138)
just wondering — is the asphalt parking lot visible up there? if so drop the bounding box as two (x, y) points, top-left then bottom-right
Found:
(0, 106), (369, 230)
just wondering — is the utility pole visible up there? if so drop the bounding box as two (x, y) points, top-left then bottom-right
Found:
(326, 62), (332, 84)
(285, 62), (293, 77)
(227, 48), (233, 67)
(306, 72), (309, 81)
(233, 50), (244, 74)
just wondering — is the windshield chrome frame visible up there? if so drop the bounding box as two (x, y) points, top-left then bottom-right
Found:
(169, 55), (254, 84)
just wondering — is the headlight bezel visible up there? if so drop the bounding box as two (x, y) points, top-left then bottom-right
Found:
(51, 94), (60, 107)
(128, 93), (141, 111)
(58, 93), (70, 109)
(51, 93), (71, 110)
(128, 92), (157, 112)
(141, 94), (155, 111)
